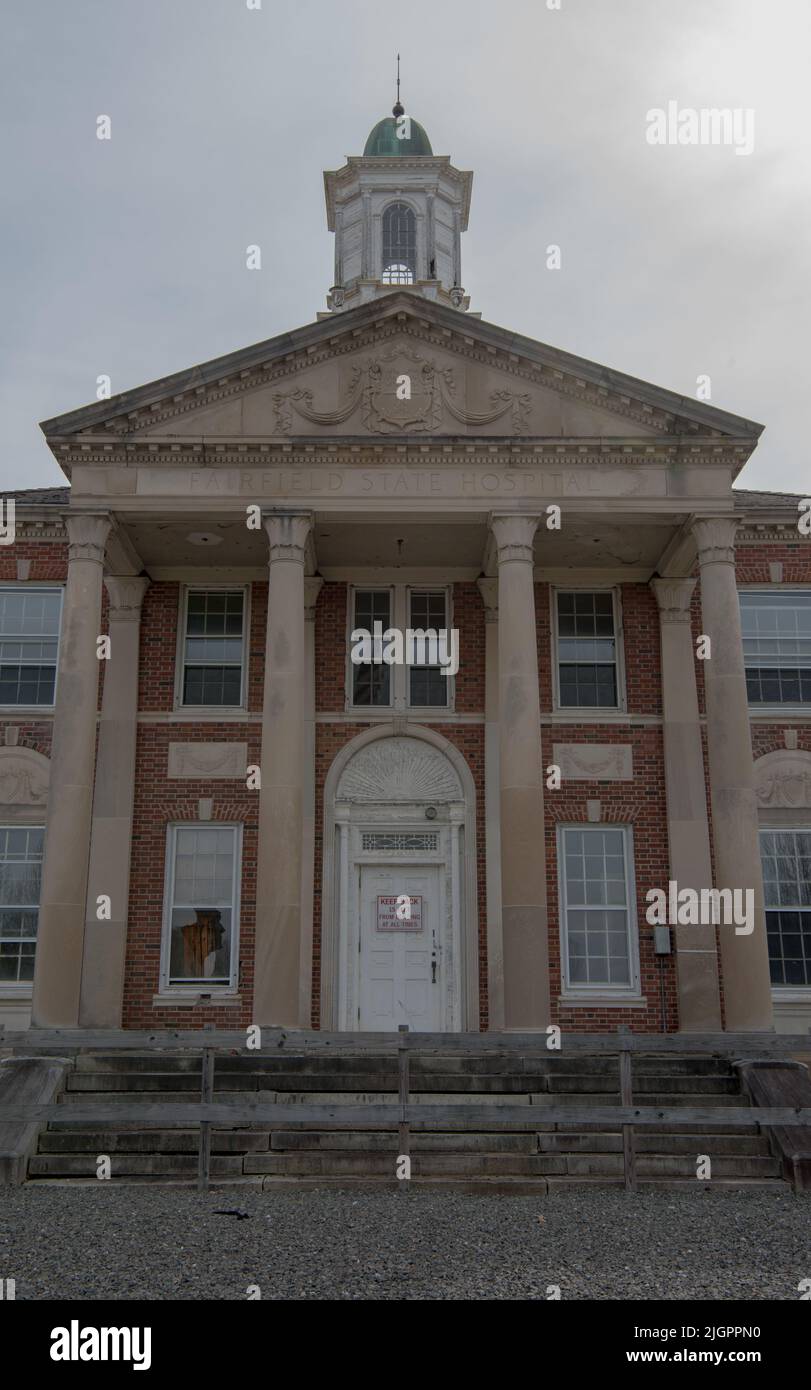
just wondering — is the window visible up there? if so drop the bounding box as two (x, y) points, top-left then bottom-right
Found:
(163, 825), (241, 988)
(556, 591), (618, 708)
(0, 588), (62, 706)
(349, 585), (453, 710)
(181, 589), (245, 707)
(408, 589), (450, 708)
(558, 826), (637, 992)
(382, 202), (416, 284)
(351, 590), (392, 707)
(0, 827), (44, 983)
(741, 591), (811, 705)
(760, 830), (811, 986)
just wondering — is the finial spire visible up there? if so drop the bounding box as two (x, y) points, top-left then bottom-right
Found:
(392, 53), (404, 118)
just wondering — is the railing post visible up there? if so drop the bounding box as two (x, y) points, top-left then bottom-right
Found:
(618, 1028), (636, 1192)
(197, 1026), (215, 1193)
(398, 1024), (410, 1189)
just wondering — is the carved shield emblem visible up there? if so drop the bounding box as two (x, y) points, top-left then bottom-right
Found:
(363, 358), (442, 433)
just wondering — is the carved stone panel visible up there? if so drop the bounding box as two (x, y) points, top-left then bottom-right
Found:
(273, 350), (532, 437)
(754, 749), (811, 808)
(337, 737), (462, 804)
(553, 744), (634, 782)
(0, 747), (50, 806)
(168, 743), (248, 780)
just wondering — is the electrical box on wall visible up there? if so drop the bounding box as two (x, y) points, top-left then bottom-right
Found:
(653, 925), (672, 955)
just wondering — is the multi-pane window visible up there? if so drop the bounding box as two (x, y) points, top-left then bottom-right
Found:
(182, 590), (245, 706)
(0, 827), (44, 983)
(164, 825), (240, 987)
(559, 826), (635, 990)
(409, 590), (450, 707)
(351, 590), (392, 706)
(350, 587), (453, 709)
(382, 202), (417, 284)
(740, 591), (811, 705)
(556, 592), (618, 708)
(0, 588), (62, 706)
(760, 830), (811, 986)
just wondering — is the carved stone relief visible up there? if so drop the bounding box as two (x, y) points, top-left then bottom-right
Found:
(754, 749), (811, 808)
(0, 747), (50, 806)
(167, 743), (248, 780)
(553, 743), (634, 782)
(274, 350), (531, 436)
(337, 737), (462, 804)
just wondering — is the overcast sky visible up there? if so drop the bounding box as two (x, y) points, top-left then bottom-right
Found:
(2, 0), (809, 493)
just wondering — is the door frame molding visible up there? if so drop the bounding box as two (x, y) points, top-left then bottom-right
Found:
(320, 723), (479, 1031)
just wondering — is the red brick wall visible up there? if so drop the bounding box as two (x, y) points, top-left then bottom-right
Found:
(0, 539), (67, 773)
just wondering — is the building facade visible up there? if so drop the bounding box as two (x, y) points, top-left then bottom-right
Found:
(2, 107), (810, 1036)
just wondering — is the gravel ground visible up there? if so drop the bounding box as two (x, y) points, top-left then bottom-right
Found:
(1, 1185), (809, 1300)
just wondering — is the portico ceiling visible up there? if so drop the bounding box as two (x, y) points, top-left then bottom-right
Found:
(118, 510), (689, 581)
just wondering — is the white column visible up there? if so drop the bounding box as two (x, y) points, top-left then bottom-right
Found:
(477, 577), (504, 1030)
(79, 575), (149, 1026)
(490, 514), (550, 1029)
(650, 577), (722, 1030)
(692, 517), (773, 1030)
(299, 576), (322, 1026)
(32, 513), (111, 1027)
(253, 512), (312, 1026)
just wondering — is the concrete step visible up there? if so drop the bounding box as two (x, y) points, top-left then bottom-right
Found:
(38, 1129), (272, 1154)
(28, 1153), (245, 1178)
(240, 1150), (781, 1179)
(537, 1132), (770, 1156)
(562, 1152), (782, 1179)
(71, 1052), (734, 1077)
(64, 1068), (738, 1095)
(242, 1152), (568, 1177)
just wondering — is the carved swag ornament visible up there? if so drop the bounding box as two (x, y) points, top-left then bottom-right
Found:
(273, 351), (532, 436)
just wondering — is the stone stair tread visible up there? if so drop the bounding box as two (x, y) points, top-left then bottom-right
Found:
(27, 1048), (788, 1191)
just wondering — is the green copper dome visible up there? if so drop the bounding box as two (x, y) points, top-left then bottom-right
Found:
(363, 114), (433, 157)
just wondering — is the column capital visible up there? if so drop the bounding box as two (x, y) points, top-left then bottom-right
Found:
(489, 513), (541, 564)
(263, 511), (313, 563)
(692, 515), (739, 566)
(104, 575), (150, 622)
(476, 577), (498, 622)
(650, 576), (696, 623)
(66, 513), (111, 564)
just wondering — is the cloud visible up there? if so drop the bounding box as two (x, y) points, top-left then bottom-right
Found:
(2, 0), (808, 489)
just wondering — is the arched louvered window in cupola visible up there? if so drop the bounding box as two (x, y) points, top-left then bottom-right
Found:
(382, 202), (417, 284)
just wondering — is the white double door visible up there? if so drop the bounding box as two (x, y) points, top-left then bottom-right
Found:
(358, 864), (442, 1031)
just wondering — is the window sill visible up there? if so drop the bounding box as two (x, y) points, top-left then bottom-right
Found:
(748, 707), (811, 719)
(0, 707), (55, 717)
(771, 988), (811, 1003)
(173, 707), (249, 717)
(558, 994), (647, 1008)
(152, 992), (242, 1008)
(0, 984), (33, 999)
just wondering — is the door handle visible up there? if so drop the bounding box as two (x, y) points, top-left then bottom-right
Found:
(431, 955), (437, 984)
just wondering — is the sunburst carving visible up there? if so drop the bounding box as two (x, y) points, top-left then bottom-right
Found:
(337, 737), (462, 804)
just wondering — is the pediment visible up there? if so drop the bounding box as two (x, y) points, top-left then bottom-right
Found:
(41, 293), (762, 449)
